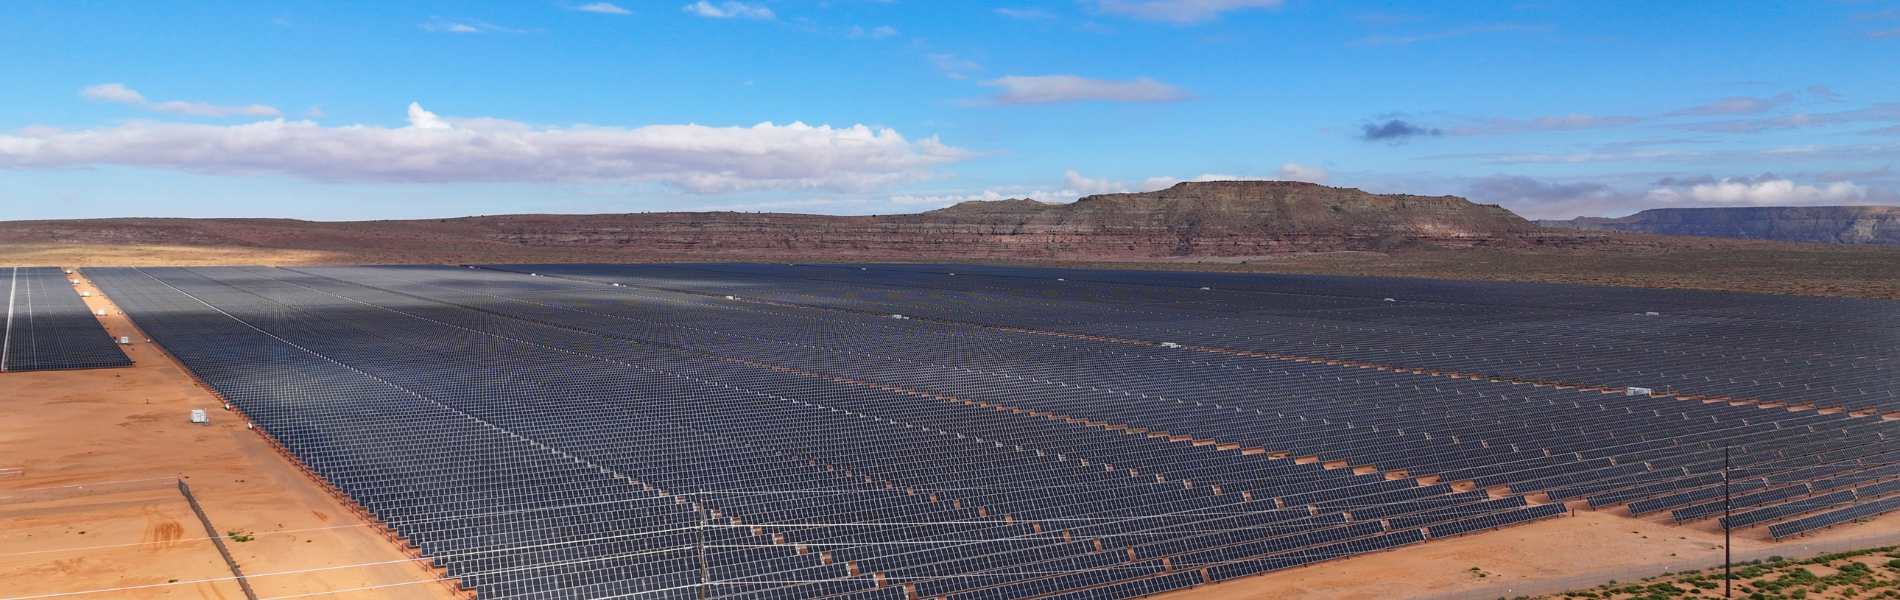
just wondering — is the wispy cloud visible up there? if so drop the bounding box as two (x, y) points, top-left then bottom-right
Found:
(1430, 140), (1900, 166)
(1272, 162), (1330, 183)
(1677, 102), (1900, 134)
(420, 18), (522, 33)
(682, 1), (775, 20)
(1449, 114), (1642, 135)
(1354, 12), (1419, 25)
(1865, 27), (1900, 39)
(1465, 175), (1631, 218)
(1359, 119), (1441, 142)
(572, 3), (632, 15)
(0, 104), (975, 193)
(1355, 23), (1533, 46)
(1667, 94), (1795, 116)
(927, 53), (984, 79)
(977, 75), (1190, 105)
(81, 83), (145, 105)
(1853, 8), (1900, 22)
(995, 8), (1055, 20)
(850, 25), (899, 39)
(1819, 167), (1895, 182)
(81, 83), (281, 118)
(1084, 0), (1282, 24)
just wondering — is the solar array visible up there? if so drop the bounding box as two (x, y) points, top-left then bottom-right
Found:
(86, 263), (1900, 600)
(1, 266), (133, 372)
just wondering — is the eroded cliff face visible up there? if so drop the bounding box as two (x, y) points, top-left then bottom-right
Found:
(473, 181), (1556, 258)
(1538, 206), (1900, 245)
(894, 181), (1544, 256)
(0, 181), (1608, 259)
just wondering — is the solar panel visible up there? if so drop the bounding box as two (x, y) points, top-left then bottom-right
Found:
(85, 262), (1900, 600)
(1, 266), (133, 372)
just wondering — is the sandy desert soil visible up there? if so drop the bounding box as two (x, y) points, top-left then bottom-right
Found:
(0, 275), (461, 600)
(1, 488), (251, 599)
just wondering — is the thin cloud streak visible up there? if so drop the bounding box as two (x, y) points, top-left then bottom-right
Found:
(419, 18), (523, 33)
(1666, 94), (1794, 116)
(81, 83), (281, 118)
(572, 3), (632, 15)
(683, 1), (775, 20)
(1449, 114), (1642, 135)
(1354, 23), (1534, 46)
(977, 75), (1190, 105)
(1085, 0), (1282, 23)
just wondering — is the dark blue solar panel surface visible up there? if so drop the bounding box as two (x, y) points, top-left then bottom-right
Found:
(1, 266), (132, 372)
(88, 263), (1900, 599)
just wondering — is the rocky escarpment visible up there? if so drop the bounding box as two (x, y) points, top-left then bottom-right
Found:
(1538, 206), (1900, 245)
(896, 181), (1547, 256)
(479, 181), (1569, 257)
(1, 181), (1624, 260)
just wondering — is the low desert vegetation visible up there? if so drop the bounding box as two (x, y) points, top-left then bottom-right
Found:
(1537, 548), (1900, 600)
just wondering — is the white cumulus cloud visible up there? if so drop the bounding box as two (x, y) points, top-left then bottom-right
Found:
(978, 75), (1190, 105)
(406, 103), (454, 129)
(82, 83), (281, 118)
(1271, 162), (1329, 183)
(1062, 170), (1179, 195)
(1086, 0), (1282, 23)
(1646, 176), (1869, 206)
(0, 105), (975, 193)
(890, 190), (1017, 205)
(683, 1), (775, 19)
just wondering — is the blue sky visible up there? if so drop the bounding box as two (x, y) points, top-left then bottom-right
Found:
(2, 0), (1898, 221)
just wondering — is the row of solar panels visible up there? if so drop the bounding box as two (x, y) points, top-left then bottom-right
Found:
(93, 264), (1900, 600)
(93, 265), (1573, 600)
(0, 266), (131, 372)
(497, 263), (1894, 412)
(475, 263), (1900, 541)
(400, 262), (1900, 546)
